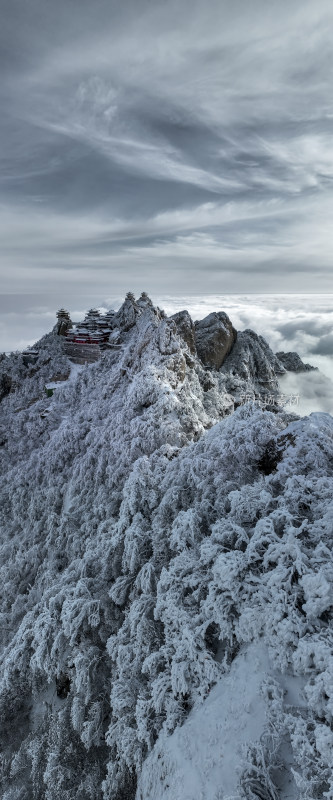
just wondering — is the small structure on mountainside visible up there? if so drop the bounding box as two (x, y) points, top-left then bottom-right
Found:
(22, 350), (39, 366)
(125, 291), (136, 303)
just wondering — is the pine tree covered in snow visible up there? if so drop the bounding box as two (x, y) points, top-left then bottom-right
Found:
(0, 295), (332, 800)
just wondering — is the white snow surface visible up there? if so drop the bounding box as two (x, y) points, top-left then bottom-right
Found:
(136, 642), (312, 800)
(137, 642), (270, 800)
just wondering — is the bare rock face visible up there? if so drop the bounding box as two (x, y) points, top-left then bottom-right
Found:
(194, 312), (237, 370)
(276, 351), (317, 373)
(171, 310), (196, 354)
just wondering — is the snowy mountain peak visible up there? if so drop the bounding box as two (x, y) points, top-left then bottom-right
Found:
(0, 295), (331, 800)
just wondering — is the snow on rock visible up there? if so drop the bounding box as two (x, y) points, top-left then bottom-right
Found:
(276, 351), (317, 373)
(171, 310), (196, 355)
(221, 329), (286, 394)
(113, 293), (142, 331)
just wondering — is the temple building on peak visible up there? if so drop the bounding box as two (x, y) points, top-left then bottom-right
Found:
(57, 307), (117, 364)
(56, 293), (150, 364)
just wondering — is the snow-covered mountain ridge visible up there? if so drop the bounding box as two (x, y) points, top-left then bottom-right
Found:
(0, 295), (332, 800)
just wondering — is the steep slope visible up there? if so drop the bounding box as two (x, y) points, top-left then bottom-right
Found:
(136, 642), (274, 800)
(0, 297), (332, 800)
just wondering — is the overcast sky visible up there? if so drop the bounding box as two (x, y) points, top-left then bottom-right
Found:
(1, 0), (333, 316)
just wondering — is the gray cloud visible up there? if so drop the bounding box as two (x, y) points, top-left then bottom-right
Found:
(279, 370), (333, 416)
(276, 320), (333, 338)
(310, 333), (333, 355)
(1, 0), (333, 311)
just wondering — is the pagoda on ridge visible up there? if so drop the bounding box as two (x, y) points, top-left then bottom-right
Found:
(56, 309), (72, 336)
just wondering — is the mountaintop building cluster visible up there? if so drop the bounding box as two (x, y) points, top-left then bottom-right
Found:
(56, 292), (148, 363)
(59, 308), (116, 364)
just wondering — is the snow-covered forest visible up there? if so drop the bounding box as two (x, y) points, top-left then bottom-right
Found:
(0, 294), (332, 800)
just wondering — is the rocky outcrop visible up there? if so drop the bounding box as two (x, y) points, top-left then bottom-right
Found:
(221, 329), (286, 391)
(194, 312), (237, 369)
(113, 293), (141, 331)
(276, 351), (317, 372)
(136, 291), (154, 310)
(56, 308), (72, 336)
(171, 310), (196, 354)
